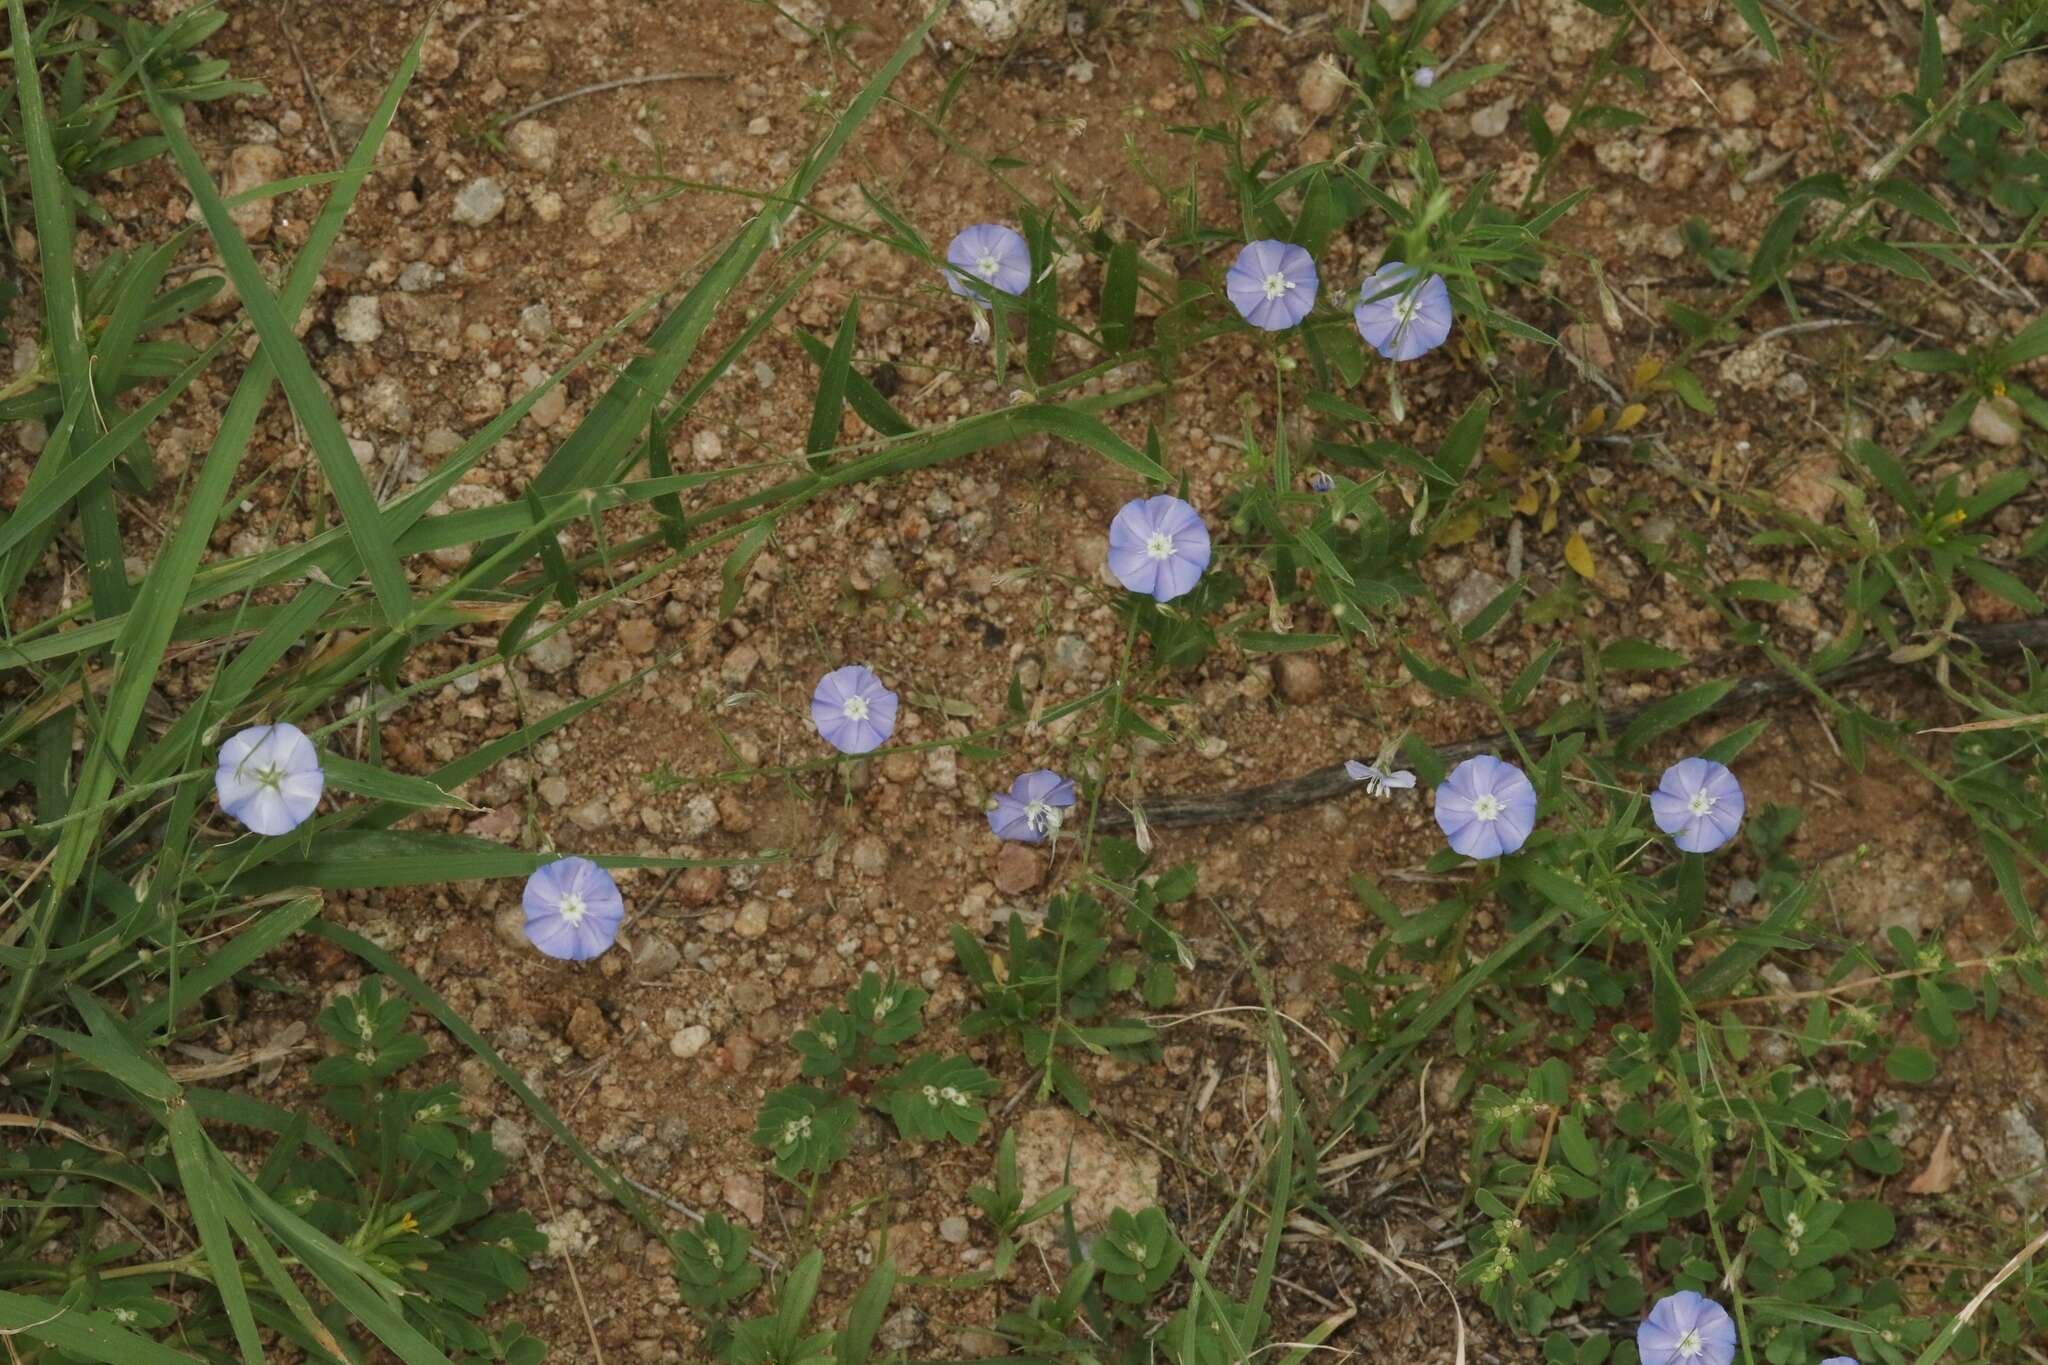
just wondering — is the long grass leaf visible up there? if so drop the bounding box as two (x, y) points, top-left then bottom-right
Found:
(141, 83), (411, 626)
(5, 0), (128, 615)
(0, 1289), (207, 1363)
(167, 1106), (267, 1364)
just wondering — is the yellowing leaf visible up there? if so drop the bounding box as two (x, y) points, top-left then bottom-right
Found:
(1564, 531), (1597, 580)
(1613, 403), (1648, 432)
(1576, 406), (1608, 435)
(1540, 505), (1558, 535)
(1632, 356), (1663, 390)
(1486, 446), (1522, 475)
(1433, 509), (1483, 547)
(1561, 438), (1581, 465)
(1513, 483), (1542, 515)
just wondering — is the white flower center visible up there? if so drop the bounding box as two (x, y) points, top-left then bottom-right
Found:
(1687, 791), (1717, 816)
(1262, 271), (1294, 301)
(1144, 531), (1176, 561)
(976, 253), (1001, 280)
(1471, 793), (1502, 821)
(254, 764), (284, 789)
(1391, 293), (1419, 325)
(842, 695), (870, 722)
(1675, 1329), (1704, 1359)
(558, 892), (587, 926)
(1025, 800), (1062, 835)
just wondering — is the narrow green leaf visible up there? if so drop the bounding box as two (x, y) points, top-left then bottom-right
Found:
(321, 754), (474, 810)
(1398, 643), (1469, 698)
(141, 84), (411, 626)
(1601, 639), (1689, 672)
(168, 1107), (266, 1364)
(1433, 395), (1491, 484)
(1101, 240), (1139, 354)
(797, 327), (911, 436)
(805, 299), (860, 472)
(1619, 680), (1734, 755)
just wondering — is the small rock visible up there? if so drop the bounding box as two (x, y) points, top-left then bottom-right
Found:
(1298, 54), (1346, 116)
(633, 936), (682, 979)
(568, 800), (609, 832)
(1988, 1107), (2048, 1211)
(528, 385), (568, 428)
(1274, 655), (1325, 704)
(723, 1171), (765, 1223)
(1448, 570), (1507, 627)
(1013, 1106), (1160, 1250)
(490, 1116), (528, 1160)
(618, 618), (658, 654)
(993, 843), (1043, 895)
(333, 295), (383, 345)
(721, 643), (761, 689)
(505, 118), (559, 172)
(524, 629), (575, 675)
(452, 177), (507, 227)
(681, 795), (721, 838)
(1773, 451), (1841, 524)
(1969, 395), (2021, 447)
(538, 776), (570, 807)
(1723, 79), (1758, 124)
(733, 900), (772, 938)
(566, 1002), (610, 1058)
(848, 834), (890, 876)
(1051, 633), (1092, 676)
(678, 866), (725, 906)
(1470, 95), (1514, 139)
(669, 1024), (712, 1059)
(225, 144), (287, 240)
(519, 302), (553, 338)
(877, 1307), (925, 1353)
(939, 1215), (971, 1244)
(586, 196), (633, 244)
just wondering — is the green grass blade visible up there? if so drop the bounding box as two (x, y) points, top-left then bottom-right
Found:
(226, 829), (753, 892)
(167, 1105), (267, 1365)
(0, 1289), (209, 1363)
(320, 754), (474, 811)
(5, 0), (128, 616)
(141, 83), (411, 627)
(806, 298), (861, 472)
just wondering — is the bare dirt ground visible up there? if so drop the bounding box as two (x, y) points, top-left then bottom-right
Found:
(19, 0), (2046, 1357)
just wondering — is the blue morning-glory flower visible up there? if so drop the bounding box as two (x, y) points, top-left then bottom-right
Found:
(1820, 1358), (1859, 1365)
(1307, 470), (1336, 493)
(523, 856), (625, 961)
(1651, 757), (1745, 853)
(215, 722), (324, 835)
(1225, 240), (1319, 331)
(1414, 66), (1438, 88)
(1353, 262), (1453, 361)
(1107, 494), (1211, 603)
(944, 223), (1031, 299)
(811, 664), (899, 755)
(988, 769), (1076, 844)
(1345, 759), (1416, 799)
(1434, 755), (1537, 859)
(1637, 1291), (1738, 1365)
